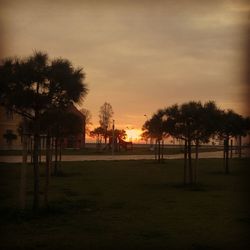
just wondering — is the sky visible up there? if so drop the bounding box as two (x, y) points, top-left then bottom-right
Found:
(0, 0), (249, 138)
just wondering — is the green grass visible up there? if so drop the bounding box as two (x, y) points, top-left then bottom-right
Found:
(0, 159), (249, 249)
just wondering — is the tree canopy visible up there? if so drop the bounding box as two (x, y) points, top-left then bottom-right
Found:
(0, 51), (88, 119)
(98, 102), (114, 144)
(142, 100), (249, 183)
(0, 51), (88, 211)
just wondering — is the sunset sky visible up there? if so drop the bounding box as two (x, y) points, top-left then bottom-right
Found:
(0, 0), (249, 138)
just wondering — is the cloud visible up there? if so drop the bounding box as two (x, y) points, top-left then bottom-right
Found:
(1, 0), (248, 128)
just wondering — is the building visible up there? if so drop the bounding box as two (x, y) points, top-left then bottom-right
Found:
(0, 105), (86, 150)
(0, 106), (22, 149)
(61, 104), (86, 149)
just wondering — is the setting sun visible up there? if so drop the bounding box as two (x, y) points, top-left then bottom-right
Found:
(125, 129), (142, 142)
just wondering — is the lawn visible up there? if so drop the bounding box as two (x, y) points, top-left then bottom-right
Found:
(0, 159), (249, 249)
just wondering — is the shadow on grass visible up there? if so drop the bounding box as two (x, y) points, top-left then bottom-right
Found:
(39, 171), (83, 178)
(52, 171), (83, 177)
(62, 188), (79, 197)
(107, 201), (126, 210)
(208, 171), (240, 176)
(172, 183), (209, 192)
(190, 243), (218, 250)
(137, 230), (167, 240)
(144, 182), (209, 192)
(0, 198), (99, 224)
(237, 217), (250, 224)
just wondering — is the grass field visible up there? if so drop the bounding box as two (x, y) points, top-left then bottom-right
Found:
(0, 159), (249, 249)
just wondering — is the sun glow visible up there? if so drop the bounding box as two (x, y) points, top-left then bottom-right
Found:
(125, 129), (142, 142)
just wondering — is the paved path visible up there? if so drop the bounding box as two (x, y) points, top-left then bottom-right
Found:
(1, 149), (249, 163)
(0, 150), (232, 163)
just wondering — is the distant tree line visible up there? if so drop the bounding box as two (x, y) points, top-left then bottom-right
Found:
(142, 101), (250, 184)
(0, 51), (88, 211)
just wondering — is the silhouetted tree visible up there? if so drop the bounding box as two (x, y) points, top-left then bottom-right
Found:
(90, 127), (105, 151)
(164, 101), (220, 184)
(99, 102), (114, 145)
(107, 128), (127, 151)
(141, 130), (150, 144)
(142, 111), (168, 162)
(191, 101), (221, 182)
(40, 108), (84, 207)
(0, 51), (87, 211)
(235, 116), (250, 158)
(165, 103), (189, 183)
(217, 110), (248, 174)
(18, 118), (33, 209)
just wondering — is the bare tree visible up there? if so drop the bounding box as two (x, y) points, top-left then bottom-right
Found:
(99, 102), (114, 145)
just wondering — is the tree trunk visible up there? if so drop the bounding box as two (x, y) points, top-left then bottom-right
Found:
(158, 139), (161, 163)
(230, 139), (233, 159)
(238, 136), (242, 158)
(184, 139), (187, 185)
(223, 140), (226, 161)
(30, 138), (33, 164)
(59, 138), (62, 171)
(39, 137), (42, 164)
(187, 138), (193, 184)
(161, 140), (164, 162)
(154, 140), (157, 161)
(50, 137), (54, 168)
(82, 119), (86, 149)
(20, 134), (28, 210)
(104, 128), (108, 146)
(225, 138), (229, 174)
(44, 133), (51, 208)
(194, 139), (199, 184)
(54, 136), (58, 175)
(33, 119), (40, 211)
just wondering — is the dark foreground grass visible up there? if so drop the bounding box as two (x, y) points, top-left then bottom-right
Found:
(0, 159), (249, 250)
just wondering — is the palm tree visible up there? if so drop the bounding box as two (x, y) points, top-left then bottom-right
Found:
(236, 116), (250, 158)
(191, 101), (220, 182)
(18, 118), (32, 209)
(217, 110), (248, 174)
(2, 52), (49, 211)
(142, 111), (168, 163)
(40, 108), (84, 207)
(164, 101), (220, 184)
(165, 103), (190, 183)
(0, 51), (88, 211)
